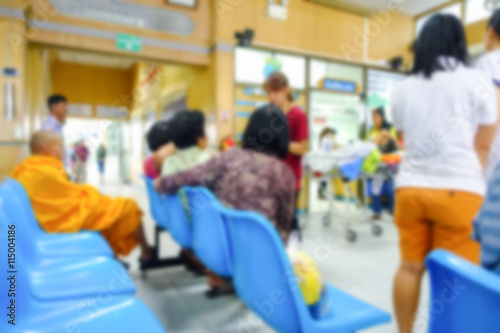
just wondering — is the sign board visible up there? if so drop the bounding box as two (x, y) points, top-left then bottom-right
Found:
(116, 34), (142, 52)
(2, 68), (18, 77)
(321, 78), (358, 94)
(50, 0), (194, 36)
(97, 106), (128, 118)
(68, 104), (93, 117)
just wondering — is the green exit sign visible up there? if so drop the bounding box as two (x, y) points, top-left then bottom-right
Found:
(116, 34), (142, 52)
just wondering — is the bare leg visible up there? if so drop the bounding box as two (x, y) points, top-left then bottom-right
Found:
(393, 261), (426, 333)
(134, 223), (153, 260)
(207, 272), (226, 288)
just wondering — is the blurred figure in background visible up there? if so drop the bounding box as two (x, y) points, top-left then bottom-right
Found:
(220, 135), (235, 152)
(12, 131), (155, 263)
(369, 107), (398, 154)
(476, 8), (500, 181)
(42, 94), (69, 172)
(73, 139), (89, 183)
(391, 14), (498, 333)
(41, 94), (67, 136)
(144, 121), (175, 179)
(367, 107), (397, 220)
(161, 110), (211, 176)
(265, 72), (309, 242)
(155, 105), (330, 317)
(318, 127), (338, 199)
(97, 143), (107, 184)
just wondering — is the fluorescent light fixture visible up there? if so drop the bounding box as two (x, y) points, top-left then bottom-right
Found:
(167, 0), (197, 8)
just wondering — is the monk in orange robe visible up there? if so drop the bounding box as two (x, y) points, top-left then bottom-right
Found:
(12, 130), (153, 260)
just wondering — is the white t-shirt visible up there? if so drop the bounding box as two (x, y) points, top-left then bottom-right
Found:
(391, 62), (497, 196)
(476, 50), (500, 181)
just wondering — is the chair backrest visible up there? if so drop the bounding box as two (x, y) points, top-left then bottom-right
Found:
(221, 207), (310, 332)
(142, 176), (169, 230)
(2, 178), (43, 237)
(426, 250), (500, 333)
(0, 180), (40, 264)
(165, 192), (192, 248)
(0, 208), (30, 325)
(183, 187), (233, 277)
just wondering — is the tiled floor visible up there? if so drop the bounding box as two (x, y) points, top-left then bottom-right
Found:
(94, 175), (430, 333)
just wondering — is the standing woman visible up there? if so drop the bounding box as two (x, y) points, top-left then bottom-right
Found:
(391, 15), (498, 333)
(264, 72), (309, 241)
(476, 8), (500, 181)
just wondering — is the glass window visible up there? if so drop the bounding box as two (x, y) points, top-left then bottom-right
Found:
(309, 59), (364, 91)
(366, 69), (406, 124)
(465, 0), (492, 24)
(235, 48), (306, 89)
(415, 2), (462, 37)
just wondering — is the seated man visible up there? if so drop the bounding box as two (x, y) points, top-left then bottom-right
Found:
(161, 110), (211, 176)
(12, 131), (154, 263)
(155, 104), (330, 318)
(473, 163), (500, 274)
(144, 120), (175, 179)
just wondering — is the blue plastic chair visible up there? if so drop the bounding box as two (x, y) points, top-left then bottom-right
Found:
(0, 210), (165, 333)
(2, 178), (113, 257)
(165, 192), (192, 248)
(0, 185), (136, 302)
(221, 207), (392, 333)
(426, 250), (500, 333)
(142, 176), (170, 230)
(183, 187), (233, 277)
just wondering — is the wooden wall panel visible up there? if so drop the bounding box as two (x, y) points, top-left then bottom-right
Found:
(51, 61), (133, 109)
(466, 19), (488, 46)
(368, 12), (414, 66)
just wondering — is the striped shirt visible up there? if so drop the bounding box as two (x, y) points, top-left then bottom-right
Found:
(473, 163), (500, 274)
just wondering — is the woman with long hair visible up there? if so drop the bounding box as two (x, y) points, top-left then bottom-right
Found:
(391, 14), (497, 332)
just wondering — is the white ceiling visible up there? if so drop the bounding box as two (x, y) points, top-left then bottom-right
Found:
(312, 0), (455, 16)
(57, 50), (136, 69)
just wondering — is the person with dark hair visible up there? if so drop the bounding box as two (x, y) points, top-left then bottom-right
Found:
(144, 121), (175, 179)
(42, 94), (69, 171)
(42, 94), (68, 135)
(391, 14), (498, 333)
(366, 107), (397, 220)
(156, 104), (293, 240)
(161, 110), (210, 176)
(368, 107), (398, 154)
(476, 8), (500, 181)
(264, 71), (309, 241)
(155, 105), (329, 317)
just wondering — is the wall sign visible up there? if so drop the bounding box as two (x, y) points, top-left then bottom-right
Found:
(116, 34), (142, 52)
(2, 68), (18, 77)
(321, 78), (358, 94)
(50, 0), (195, 36)
(167, 0), (197, 8)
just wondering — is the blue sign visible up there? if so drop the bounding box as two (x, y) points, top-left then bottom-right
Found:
(236, 112), (252, 118)
(2, 68), (18, 77)
(322, 78), (357, 93)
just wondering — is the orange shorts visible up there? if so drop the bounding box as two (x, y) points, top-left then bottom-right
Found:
(394, 188), (482, 264)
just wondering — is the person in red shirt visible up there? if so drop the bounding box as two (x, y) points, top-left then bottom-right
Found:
(264, 72), (309, 240)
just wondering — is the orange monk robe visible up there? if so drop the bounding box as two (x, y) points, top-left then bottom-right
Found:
(11, 155), (142, 257)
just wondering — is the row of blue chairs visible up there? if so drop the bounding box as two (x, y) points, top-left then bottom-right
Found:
(143, 177), (392, 332)
(0, 178), (165, 333)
